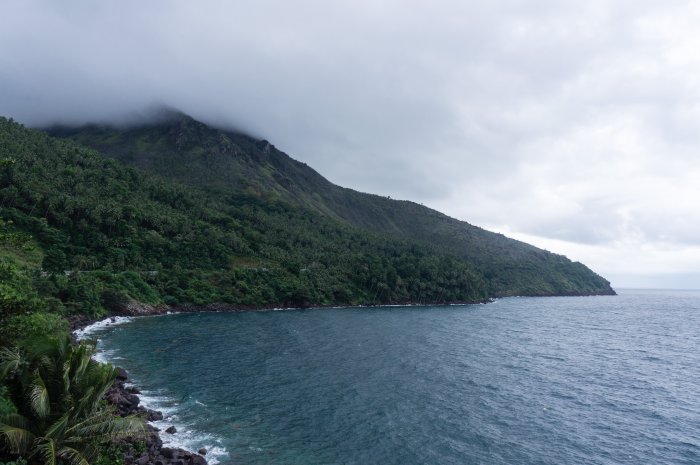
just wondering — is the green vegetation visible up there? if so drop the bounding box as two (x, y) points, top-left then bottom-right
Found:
(49, 111), (614, 297)
(0, 212), (144, 465)
(0, 112), (613, 328)
(0, 110), (613, 464)
(0, 336), (144, 465)
(2, 116), (494, 318)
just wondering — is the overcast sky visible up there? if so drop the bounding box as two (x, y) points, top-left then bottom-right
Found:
(2, 0), (699, 289)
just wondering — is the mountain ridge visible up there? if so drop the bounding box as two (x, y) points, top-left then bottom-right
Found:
(47, 111), (614, 297)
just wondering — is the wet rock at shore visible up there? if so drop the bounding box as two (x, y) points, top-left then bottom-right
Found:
(68, 313), (97, 331)
(103, 368), (207, 465)
(124, 446), (206, 465)
(116, 367), (129, 380)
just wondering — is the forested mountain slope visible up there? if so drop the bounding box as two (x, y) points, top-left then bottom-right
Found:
(1, 117), (495, 319)
(49, 111), (614, 297)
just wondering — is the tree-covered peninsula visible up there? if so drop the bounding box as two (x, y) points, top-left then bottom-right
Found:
(0, 111), (613, 464)
(1, 113), (612, 320)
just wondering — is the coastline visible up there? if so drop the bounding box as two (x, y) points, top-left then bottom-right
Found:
(67, 290), (620, 334)
(71, 300), (494, 464)
(70, 295), (597, 465)
(68, 298), (495, 332)
(74, 316), (211, 465)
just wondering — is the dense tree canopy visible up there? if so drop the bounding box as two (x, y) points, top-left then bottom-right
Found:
(50, 112), (614, 298)
(1, 117), (495, 321)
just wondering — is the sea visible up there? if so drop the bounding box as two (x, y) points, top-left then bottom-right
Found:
(77, 289), (700, 465)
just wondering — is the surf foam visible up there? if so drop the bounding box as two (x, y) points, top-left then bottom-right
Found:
(74, 316), (229, 464)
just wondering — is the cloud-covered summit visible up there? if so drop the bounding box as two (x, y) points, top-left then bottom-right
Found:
(2, 0), (699, 287)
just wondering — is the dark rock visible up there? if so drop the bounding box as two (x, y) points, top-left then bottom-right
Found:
(116, 367), (129, 380)
(150, 436), (163, 449)
(106, 392), (122, 405)
(146, 424), (160, 432)
(126, 393), (140, 406)
(117, 299), (169, 316)
(192, 455), (207, 465)
(68, 314), (95, 332)
(198, 448), (207, 456)
(97, 352), (208, 465)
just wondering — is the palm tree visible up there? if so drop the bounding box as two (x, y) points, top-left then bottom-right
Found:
(0, 336), (145, 465)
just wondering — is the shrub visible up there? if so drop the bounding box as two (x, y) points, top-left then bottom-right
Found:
(0, 312), (68, 348)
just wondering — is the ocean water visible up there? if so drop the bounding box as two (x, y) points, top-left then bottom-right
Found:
(83, 289), (700, 464)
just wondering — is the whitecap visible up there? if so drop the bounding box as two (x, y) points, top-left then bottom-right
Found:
(151, 418), (228, 465)
(73, 316), (134, 341)
(81, 319), (230, 464)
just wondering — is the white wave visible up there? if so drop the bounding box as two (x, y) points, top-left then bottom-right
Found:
(133, 389), (180, 416)
(137, 389), (229, 464)
(92, 348), (117, 365)
(151, 416), (229, 465)
(84, 325), (230, 465)
(73, 316), (134, 341)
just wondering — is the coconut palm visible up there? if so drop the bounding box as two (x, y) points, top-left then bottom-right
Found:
(0, 336), (145, 465)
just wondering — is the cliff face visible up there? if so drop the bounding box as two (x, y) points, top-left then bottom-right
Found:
(48, 112), (615, 297)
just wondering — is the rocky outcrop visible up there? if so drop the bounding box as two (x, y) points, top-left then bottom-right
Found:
(114, 299), (170, 317)
(106, 368), (207, 465)
(68, 313), (98, 331)
(152, 447), (207, 465)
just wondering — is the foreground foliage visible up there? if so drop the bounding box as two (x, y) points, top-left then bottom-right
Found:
(0, 336), (144, 465)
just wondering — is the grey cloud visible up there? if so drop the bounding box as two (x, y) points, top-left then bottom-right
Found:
(2, 0), (700, 285)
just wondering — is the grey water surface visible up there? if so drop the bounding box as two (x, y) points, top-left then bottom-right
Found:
(92, 289), (700, 464)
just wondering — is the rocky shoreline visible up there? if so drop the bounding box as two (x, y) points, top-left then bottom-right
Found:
(69, 298), (494, 465)
(71, 313), (210, 465)
(68, 297), (494, 328)
(107, 367), (208, 465)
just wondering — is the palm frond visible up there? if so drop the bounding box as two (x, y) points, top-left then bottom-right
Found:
(71, 394), (93, 422)
(35, 437), (57, 465)
(0, 347), (23, 380)
(2, 335), (145, 463)
(74, 386), (96, 418)
(50, 336), (70, 363)
(29, 371), (51, 419)
(63, 359), (72, 398)
(44, 412), (70, 440)
(57, 445), (90, 465)
(90, 366), (117, 401)
(0, 413), (34, 454)
(67, 410), (145, 440)
(73, 345), (92, 381)
(76, 365), (115, 414)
